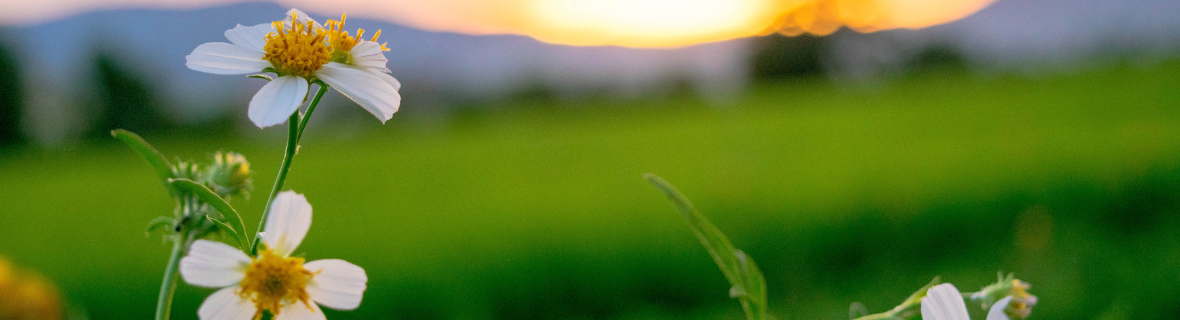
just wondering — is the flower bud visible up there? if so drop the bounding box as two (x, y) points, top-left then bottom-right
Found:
(969, 273), (1036, 319)
(207, 151), (253, 199)
(216, 152), (251, 186)
(170, 160), (202, 182)
(1003, 280), (1037, 319)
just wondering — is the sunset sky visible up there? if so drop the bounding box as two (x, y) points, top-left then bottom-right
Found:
(1, 0), (997, 47)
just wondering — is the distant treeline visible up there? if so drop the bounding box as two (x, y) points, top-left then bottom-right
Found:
(749, 31), (969, 81)
(0, 38), (242, 148)
(0, 32), (975, 147)
(0, 38), (22, 147)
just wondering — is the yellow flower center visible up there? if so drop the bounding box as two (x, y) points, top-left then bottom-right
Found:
(323, 13), (390, 64)
(239, 249), (316, 320)
(233, 161), (250, 181)
(262, 12), (331, 78)
(1004, 280), (1036, 319)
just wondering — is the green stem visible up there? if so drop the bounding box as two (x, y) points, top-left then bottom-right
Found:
(740, 300), (757, 320)
(155, 230), (192, 320)
(297, 84), (328, 141)
(253, 83), (328, 254)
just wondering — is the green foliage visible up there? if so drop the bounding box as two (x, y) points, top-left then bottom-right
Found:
(646, 174), (768, 320)
(167, 178), (249, 252)
(113, 129), (253, 249)
(114, 129), (257, 320)
(2, 61), (1180, 319)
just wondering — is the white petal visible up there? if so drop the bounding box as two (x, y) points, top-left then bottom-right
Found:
(263, 191), (313, 256)
(921, 283), (971, 320)
(197, 286), (256, 320)
(985, 296), (1014, 320)
(305, 259), (368, 310)
(284, 8), (323, 30)
(274, 301), (326, 320)
(248, 75), (308, 128)
(179, 240), (250, 288)
(186, 42), (269, 75)
(224, 23), (274, 53)
(349, 41), (390, 73)
(366, 68), (401, 92)
(317, 63), (400, 123)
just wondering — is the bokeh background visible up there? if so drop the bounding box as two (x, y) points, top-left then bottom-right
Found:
(1, 0), (1180, 319)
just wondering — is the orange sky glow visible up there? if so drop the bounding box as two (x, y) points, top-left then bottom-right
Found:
(2, 0), (998, 47)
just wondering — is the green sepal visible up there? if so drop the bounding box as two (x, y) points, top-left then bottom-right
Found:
(249, 74), (273, 81)
(145, 216), (176, 236)
(204, 216), (240, 244)
(168, 178), (250, 252)
(111, 129), (174, 189)
(851, 276), (941, 320)
(645, 173), (768, 320)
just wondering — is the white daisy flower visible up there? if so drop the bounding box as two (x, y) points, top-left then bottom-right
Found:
(922, 283), (1016, 320)
(179, 191), (367, 320)
(186, 9), (401, 128)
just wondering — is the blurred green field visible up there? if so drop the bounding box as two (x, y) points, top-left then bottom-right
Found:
(2, 60), (1180, 320)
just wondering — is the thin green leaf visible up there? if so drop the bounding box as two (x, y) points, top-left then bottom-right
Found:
(852, 276), (941, 320)
(645, 173), (766, 320)
(204, 216), (239, 242)
(168, 178), (249, 252)
(645, 174), (742, 283)
(905, 276), (942, 304)
(111, 129), (173, 187)
(736, 249), (768, 320)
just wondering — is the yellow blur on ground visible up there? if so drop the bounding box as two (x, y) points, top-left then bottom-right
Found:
(0, 256), (63, 320)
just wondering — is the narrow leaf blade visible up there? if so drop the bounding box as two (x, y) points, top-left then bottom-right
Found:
(111, 129), (173, 186)
(168, 178), (250, 251)
(645, 174), (743, 286)
(736, 249), (768, 320)
(647, 173), (773, 320)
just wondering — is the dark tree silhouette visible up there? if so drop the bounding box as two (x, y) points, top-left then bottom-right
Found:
(749, 34), (827, 80)
(0, 39), (24, 146)
(88, 52), (170, 137)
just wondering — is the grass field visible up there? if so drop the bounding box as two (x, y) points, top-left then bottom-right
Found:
(2, 60), (1180, 320)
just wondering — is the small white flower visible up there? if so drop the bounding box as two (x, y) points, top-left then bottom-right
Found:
(922, 283), (1015, 320)
(187, 8), (401, 128)
(179, 191), (367, 320)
